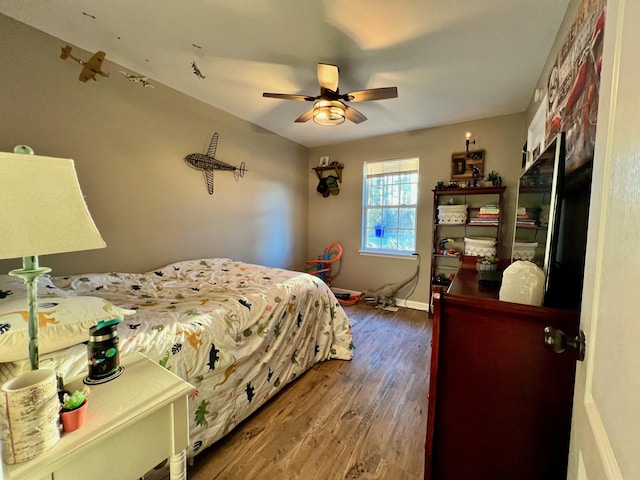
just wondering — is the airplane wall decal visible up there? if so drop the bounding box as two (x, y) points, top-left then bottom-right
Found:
(120, 71), (155, 88)
(184, 133), (246, 195)
(60, 45), (109, 82)
(191, 61), (206, 79)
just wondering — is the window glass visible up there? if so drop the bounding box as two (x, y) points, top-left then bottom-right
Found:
(361, 158), (419, 255)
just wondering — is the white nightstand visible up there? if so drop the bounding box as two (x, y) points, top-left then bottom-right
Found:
(4, 353), (194, 480)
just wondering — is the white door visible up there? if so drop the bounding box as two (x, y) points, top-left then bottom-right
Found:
(568, 0), (640, 478)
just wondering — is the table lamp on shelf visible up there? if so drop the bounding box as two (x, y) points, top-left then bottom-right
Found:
(0, 146), (106, 371)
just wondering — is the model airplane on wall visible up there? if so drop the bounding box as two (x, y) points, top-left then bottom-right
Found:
(191, 61), (206, 79)
(184, 133), (246, 195)
(120, 71), (155, 88)
(60, 45), (109, 82)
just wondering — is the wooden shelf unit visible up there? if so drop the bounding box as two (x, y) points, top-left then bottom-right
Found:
(429, 186), (506, 313)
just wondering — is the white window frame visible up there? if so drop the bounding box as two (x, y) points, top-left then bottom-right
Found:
(360, 157), (419, 256)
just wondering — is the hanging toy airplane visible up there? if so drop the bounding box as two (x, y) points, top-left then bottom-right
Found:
(191, 61), (206, 79)
(120, 71), (155, 88)
(184, 133), (246, 194)
(60, 45), (110, 82)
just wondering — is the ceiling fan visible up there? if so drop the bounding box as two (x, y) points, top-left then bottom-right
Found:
(262, 63), (398, 126)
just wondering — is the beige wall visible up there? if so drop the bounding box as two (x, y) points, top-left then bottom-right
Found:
(0, 14), (537, 306)
(307, 114), (526, 305)
(0, 15), (309, 276)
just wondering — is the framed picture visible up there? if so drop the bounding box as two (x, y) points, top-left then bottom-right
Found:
(319, 156), (329, 167)
(545, 0), (605, 174)
(450, 149), (485, 181)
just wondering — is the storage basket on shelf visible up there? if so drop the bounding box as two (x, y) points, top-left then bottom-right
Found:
(437, 204), (468, 224)
(512, 241), (538, 261)
(464, 237), (497, 257)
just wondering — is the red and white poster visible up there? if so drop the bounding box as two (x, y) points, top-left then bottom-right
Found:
(546, 0), (606, 174)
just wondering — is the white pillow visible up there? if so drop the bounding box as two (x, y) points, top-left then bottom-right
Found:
(0, 295), (135, 362)
(0, 274), (59, 297)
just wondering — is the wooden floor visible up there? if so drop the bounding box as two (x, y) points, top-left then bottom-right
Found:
(185, 302), (432, 480)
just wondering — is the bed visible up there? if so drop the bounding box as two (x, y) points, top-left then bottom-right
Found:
(0, 258), (353, 460)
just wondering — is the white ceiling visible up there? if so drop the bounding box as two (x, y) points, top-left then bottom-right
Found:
(1, 0), (570, 148)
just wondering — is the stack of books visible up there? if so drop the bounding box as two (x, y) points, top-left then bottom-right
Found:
(515, 206), (537, 228)
(468, 204), (500, 226)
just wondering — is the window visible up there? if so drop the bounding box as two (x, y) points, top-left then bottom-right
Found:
(361, 157), (419, 255)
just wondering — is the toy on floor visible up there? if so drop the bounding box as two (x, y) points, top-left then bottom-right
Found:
(364, 253), (420, 308)
(306, 243), (342, 285)
(305, 243), (361, 305)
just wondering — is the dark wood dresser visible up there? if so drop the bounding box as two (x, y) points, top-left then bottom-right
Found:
(425, 257), (580, 480)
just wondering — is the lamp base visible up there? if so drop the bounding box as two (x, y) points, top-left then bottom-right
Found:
(8, 256), (52, 371)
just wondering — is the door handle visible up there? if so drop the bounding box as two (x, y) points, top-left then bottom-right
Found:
(544, 326), (586, 361)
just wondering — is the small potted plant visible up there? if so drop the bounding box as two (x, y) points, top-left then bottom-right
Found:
(486, 171), (501, 187)
(60, 387), (90, 433)
(476, 256), (499, 272)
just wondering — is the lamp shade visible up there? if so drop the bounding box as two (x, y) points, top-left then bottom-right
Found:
(0, 152), (106, 260)
(313, 100), (346, 126)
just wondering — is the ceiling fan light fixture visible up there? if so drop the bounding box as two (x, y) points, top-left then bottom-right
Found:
(313, 100), (345, 126)
(263, 63), (396, 125)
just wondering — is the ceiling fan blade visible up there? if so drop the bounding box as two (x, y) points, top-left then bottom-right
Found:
(317, 63), (339, 92)
(294, 108), (315, 123)
(343, 87), (398, 102)
(344, 105), (367, 124)
(263, 92), (316, 102)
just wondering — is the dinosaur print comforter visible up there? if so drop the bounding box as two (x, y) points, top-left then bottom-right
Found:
(0, 258), (354, 460)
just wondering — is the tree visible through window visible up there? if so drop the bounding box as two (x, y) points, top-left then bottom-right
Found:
(362, 157), (419, 255)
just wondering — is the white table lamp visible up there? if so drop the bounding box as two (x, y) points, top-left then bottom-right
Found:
(0, 147), (106, 370)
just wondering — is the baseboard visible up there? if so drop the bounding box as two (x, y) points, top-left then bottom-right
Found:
(395, 298), (429, 311)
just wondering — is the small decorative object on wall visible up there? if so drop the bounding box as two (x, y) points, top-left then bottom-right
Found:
(465, 131), (475, 156)
(120, 71), (155, 88)
(319, 156), (329, 167)
(59, 45), (109, 83)
(184, 132), (247, 194)
(451, 144), (485, 182)
(191, 60), (206, 79)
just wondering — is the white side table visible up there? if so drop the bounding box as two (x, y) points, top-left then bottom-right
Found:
(4, 353), (194, 480)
